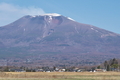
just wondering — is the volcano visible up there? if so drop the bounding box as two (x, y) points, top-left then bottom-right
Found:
(0, 13), (120, 67)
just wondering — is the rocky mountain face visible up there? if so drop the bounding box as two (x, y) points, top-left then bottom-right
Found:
(0, 13), (120, 67)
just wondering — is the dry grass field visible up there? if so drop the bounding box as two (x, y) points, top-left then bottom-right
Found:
(0, 72), (120, 80)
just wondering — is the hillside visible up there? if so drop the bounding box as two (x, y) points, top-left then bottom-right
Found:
(0, 13), (120, 67)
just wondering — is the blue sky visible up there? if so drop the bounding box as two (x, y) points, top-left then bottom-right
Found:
(0, 0), (120, 34)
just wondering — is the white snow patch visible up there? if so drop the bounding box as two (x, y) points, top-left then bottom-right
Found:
(48, 16), (52, 23)
(95, 30), (98, 32)
(41, 13), (61, 16)
(91, 27), (98, 32)
(49, 16), (52, 20)
(67, 17), (75, 21)
(31, 15), (36, 17)
(30, 13), (61, 17)
(43, 24), (47, 38)
(75, 27), (79, 33)
(91, 28), (94, 30)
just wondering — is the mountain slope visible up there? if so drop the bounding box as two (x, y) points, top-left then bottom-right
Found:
(0, 13), (120, 67)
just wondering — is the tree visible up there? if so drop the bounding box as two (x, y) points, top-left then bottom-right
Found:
(112, 64), (119, 69)
(104, 61), (108, 70)
(4, 67), (9, 72)
(97, 65), (101, 69)
(111, 58), (118, 66)
(105, 58), (119, 71)
(106, 65), (110, 71)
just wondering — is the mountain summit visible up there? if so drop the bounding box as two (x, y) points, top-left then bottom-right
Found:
(0, 13), (120, 67)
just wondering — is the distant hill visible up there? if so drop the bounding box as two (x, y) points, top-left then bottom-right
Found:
(0, 13), (120, 67)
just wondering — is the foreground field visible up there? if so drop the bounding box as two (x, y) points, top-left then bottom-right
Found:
(0, 72), (120, 80)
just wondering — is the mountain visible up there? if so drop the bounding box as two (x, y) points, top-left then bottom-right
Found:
(0, 13), (120, 67)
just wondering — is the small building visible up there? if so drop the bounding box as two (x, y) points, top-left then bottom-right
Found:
(95, 69), (106, 72)
(35, 69), (44, 72)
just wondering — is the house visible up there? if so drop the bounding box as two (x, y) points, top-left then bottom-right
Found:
(35, 69), (44, 72)
(94, 69), (106, 72)
(59, 69), (66, 72)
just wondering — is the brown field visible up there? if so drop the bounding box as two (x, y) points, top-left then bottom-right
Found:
(0, 72), (120, 80)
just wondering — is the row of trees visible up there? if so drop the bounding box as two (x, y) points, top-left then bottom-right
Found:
(0, 58), (120, 72)
(104, 58), (119, 71)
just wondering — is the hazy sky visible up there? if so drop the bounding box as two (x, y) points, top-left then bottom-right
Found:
(0, 0), (120, 34)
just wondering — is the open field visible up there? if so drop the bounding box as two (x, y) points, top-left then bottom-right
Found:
(0, 72), (120, 80)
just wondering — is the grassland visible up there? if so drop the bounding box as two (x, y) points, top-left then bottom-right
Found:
(0, 72), (120, 80)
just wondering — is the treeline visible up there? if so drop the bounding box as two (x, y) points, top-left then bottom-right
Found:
(0, 58), (120, 72)
(103, 58), (119, 71)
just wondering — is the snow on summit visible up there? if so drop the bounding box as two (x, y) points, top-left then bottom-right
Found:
(42, 13), (61, 16)
(30, 13), (75, 21)
(30, 13), (61, 17)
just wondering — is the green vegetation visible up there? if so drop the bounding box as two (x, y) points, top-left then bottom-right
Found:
(104, 58), (119, 71)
